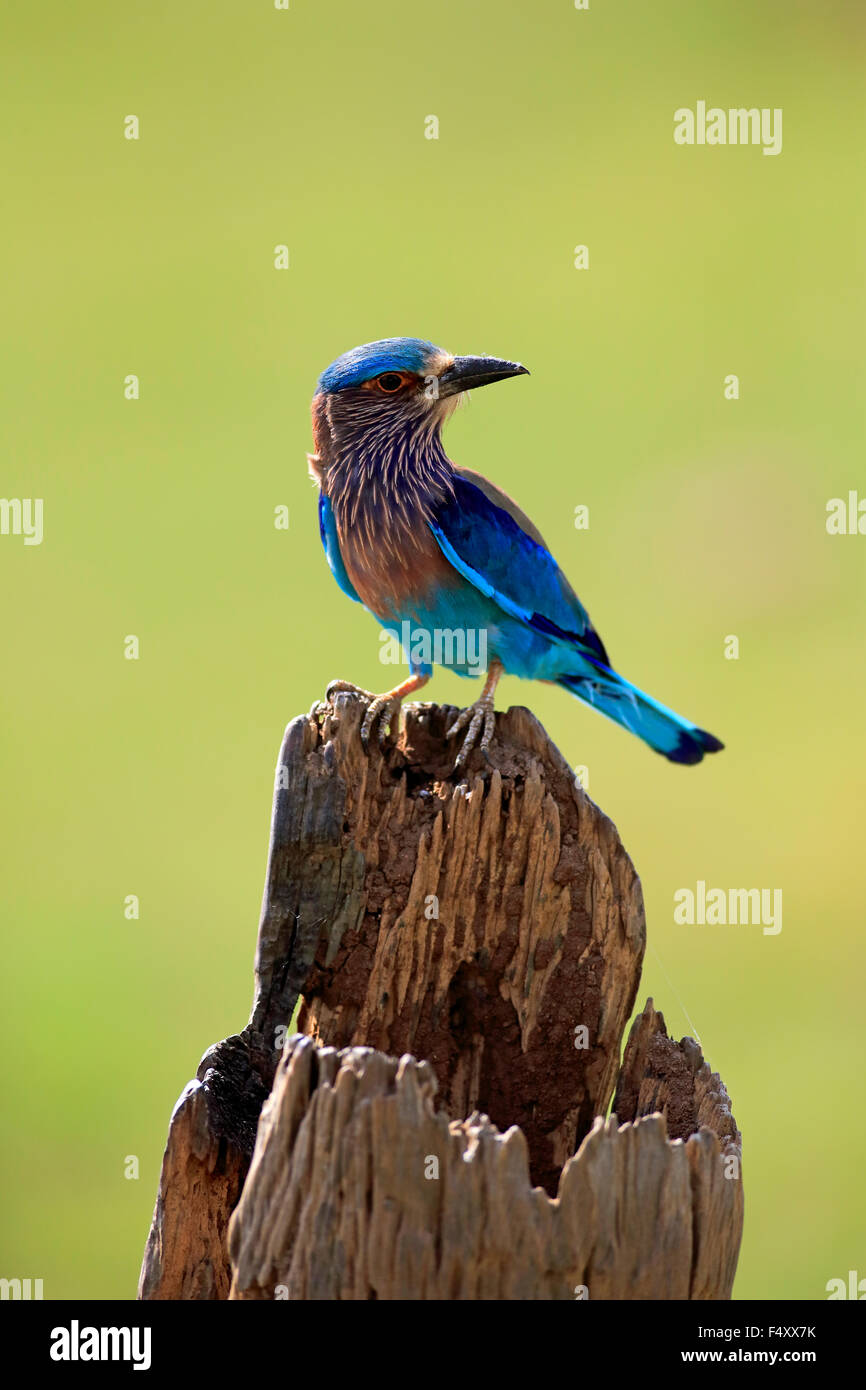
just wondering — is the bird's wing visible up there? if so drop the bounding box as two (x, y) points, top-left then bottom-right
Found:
(318, 491), (363, 604)
(429, 468), (610, 665)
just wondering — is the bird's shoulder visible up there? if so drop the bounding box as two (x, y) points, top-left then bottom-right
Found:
(451, 465), (549, 549)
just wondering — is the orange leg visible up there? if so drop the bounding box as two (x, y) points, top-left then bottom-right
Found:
(326, 670), (431, 747)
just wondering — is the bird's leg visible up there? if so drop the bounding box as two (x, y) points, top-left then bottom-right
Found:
(326, 670), (430, 749)
(446, 659), (504, 769)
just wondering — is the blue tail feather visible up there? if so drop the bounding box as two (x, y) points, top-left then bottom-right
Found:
(558, 667), (724, 765)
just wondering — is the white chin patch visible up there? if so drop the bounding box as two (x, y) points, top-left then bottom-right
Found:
(432, 392), (463, 422)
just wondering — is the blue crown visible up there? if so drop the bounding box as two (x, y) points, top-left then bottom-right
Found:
(317, 338), (440, 393)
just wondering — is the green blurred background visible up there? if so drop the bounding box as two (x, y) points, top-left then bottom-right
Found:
(2, 0), (863, 1300)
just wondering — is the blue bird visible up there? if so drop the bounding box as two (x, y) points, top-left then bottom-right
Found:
(309, 337), (723, 769)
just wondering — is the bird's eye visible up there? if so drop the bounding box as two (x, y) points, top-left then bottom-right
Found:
(377, 372), (405, 393)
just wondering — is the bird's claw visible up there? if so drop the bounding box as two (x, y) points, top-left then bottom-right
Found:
(447, 697), (496, 769)
(325, 680), (401, 749)
(326, 678), (375, 703)
(360, 694), (403, 748)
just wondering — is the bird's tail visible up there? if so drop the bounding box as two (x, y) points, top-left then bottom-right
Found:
(558, 665), (724, 765)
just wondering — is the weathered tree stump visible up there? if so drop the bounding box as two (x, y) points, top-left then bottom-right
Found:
(139, 694), (743, 1301)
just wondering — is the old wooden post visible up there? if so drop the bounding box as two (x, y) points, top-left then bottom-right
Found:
(139, 693), (743, 1301)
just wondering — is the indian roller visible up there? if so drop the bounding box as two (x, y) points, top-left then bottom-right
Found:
(309, 337), (723, 769)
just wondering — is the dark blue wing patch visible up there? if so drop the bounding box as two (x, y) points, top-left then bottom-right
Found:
(429, 475), (609, 665)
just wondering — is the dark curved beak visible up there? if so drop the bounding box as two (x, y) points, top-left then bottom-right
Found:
(437, 354), (529, 398)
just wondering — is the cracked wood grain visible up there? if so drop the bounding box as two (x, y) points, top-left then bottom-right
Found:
(139, 693), (742, 1301)
(227, 1030), (743, 1301)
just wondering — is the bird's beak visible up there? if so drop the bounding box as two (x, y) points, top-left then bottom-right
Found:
(436, 355), (530, 398)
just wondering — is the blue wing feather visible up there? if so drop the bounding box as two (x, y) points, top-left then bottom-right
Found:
(429, 474), (609, 665)
(428, 476), (722, 763)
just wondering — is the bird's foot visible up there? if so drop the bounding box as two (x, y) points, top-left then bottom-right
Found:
(325, 680), (401, 748)
(446, 661), (503, 769)
(325, 673), (430, 750)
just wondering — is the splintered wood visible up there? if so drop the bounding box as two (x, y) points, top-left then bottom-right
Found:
(228, 1025), (742, 1300)
(139, 694), (743, 1300)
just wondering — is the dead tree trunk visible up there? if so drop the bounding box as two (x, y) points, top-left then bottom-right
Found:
(139, 694), (743, 1301)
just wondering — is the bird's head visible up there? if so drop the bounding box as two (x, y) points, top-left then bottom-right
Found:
(310, 337), (529, 464)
